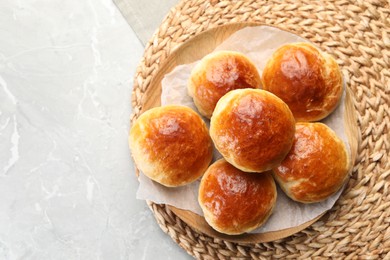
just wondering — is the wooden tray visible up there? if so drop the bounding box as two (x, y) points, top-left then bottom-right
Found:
(137, 22), (359, 243)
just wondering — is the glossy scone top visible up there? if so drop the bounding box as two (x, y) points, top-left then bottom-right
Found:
(199, 159), (277, 235)
(273, 122), (350, 203)
(262, 42), (343, 122)
(210, 89), (295, 173)
(188, 51), (261, 118)
(129, 105), (213, 187)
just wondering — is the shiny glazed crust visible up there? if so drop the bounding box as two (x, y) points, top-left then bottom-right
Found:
(129, 105), (213, 187)
(262, 42), (343, 122)
(210, 89), (295, 173)
(273, 122), (350, 203)
(188, 51), (261, 118)
(198, 159), (277, 235)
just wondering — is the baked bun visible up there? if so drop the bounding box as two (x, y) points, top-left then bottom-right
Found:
(129, 105), (213, 187)
(262, 42), (343, 122)
(273, 122), (350, 203)
(199, 159), (277, 235)
(188, 51), (261, 118)
(210, 89), (295, 173)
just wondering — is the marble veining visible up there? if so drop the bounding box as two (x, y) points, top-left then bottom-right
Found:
(0, 0), (190, 259)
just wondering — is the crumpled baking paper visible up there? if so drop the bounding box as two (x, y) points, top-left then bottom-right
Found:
(136, 26), (349, 233)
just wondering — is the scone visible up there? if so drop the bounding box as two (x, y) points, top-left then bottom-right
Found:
(262, 42), (343, 122)
(129, 105), (213, 187)
(198, 159), (277, 235)
(210, 89), (295, 173)
(273, 122), (350, 203)
(188, 51), (261, 118)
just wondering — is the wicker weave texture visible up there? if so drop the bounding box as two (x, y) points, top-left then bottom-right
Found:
(132, 0), (390, 258)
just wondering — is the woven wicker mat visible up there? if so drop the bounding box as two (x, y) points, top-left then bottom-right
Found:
(129, 0), (390, 258)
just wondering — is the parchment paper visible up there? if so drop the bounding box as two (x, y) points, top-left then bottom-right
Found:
(137, 26), (349, 233)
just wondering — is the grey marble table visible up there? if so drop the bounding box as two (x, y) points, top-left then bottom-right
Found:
(0, 0), (190, 259)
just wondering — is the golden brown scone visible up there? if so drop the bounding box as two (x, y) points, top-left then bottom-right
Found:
(198, 159), (277, 235)
(262, 42), (343, 122)
(273, 122), (350, 203)
(210, 89), (295, 173)
(188, 51), (261, 118)
(129, 105), (213, 187)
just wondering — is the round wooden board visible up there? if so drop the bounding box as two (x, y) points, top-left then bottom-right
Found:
(139, 22), (359, 244)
